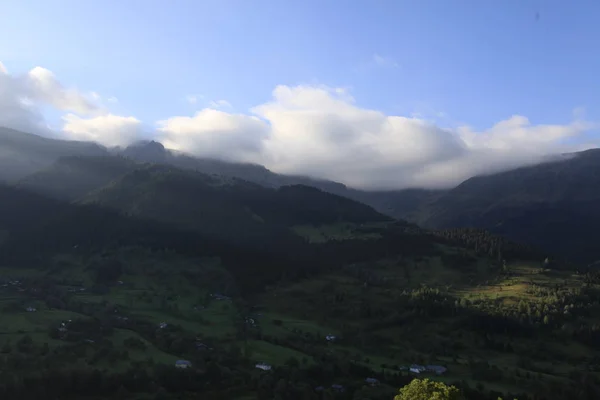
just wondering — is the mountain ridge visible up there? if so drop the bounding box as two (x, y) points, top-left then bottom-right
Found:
(4, 126), (600, 263)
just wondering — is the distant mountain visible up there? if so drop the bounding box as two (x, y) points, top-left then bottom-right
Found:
(121, 140), (348, 193)
(0, 165), (392, 294)
(1, 127), (348, 193)
(77, 163), (389, 239)
(6, 127), (600, 263)
(374, 149), (600, 263)
(17, 155), (138, 201)
(0, 127), (108, 182)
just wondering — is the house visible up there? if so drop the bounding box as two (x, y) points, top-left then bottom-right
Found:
(314, 386), (325, 392)
(255, 363), (272, 371)
(426, 365), (447, 375)
(158, 322), (168, 329)
(175, 360), (192, 369)
(410, 364), (426, 374)
(325, 335), (336, 342)
(331, 384), (345, 392)
(211, 293), (231, 301)
(365, 377), (379, 386)
(25, 307), (36, 312)
(195, 342), (212, 350)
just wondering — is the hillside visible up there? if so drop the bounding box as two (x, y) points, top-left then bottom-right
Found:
(75, 163), (390, 246)
(364, 149), (600, 264)
(0, 127), (108, 182)
(16, 155), (138, 201)
(0, 127), (348, 194)
(3, 128), (600, 399)
(1, 184), (599, 399)
(0, 179), (599, 399)
(121, 140), (349, 193)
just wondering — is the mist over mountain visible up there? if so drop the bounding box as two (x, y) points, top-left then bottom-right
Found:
(5, 126), (600, 264)
(0, 126), (107, 182)
(378, 148), (600, 263)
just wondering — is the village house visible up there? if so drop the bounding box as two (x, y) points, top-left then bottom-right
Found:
(325, 334), (336, 342)
(175, 360), (192, 369)
(255, 362), (272, 371)
(331, 384), (345, 392)
(365, 377), (379, 386)
(195, 342), (212, 351)
(158, 322), (168, 329)
(25, 306), (36, 312)
(409, 364), (426, 374)
(425, 365), (447, 375)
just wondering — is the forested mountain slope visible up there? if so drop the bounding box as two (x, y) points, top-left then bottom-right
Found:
(0, 175), (599, 399)
(364, 150), (600, 263)
(0, 127), (107, 182)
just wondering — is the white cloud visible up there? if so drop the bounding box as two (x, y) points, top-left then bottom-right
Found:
(0, 64), (50, 134)
(25, 67), (100, 115)
(0, 62), (597, 189)
(372, 54), (399, 69)
(208, 99), (232, 109)
(107, 96), (119, 103)
(0, 62), (137, 147)
(0, 63), (105, 135)
(186, 94), (203, 105)
(62, 113), (142, 147)
(157, 109), (268, 162)
(156, 85), (596, 189)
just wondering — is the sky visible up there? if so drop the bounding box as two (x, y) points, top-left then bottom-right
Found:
(0, 0), (599, 189)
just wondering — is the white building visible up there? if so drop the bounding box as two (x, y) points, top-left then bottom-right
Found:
(255, 363), (272, 371)
(175, 360), (192, 369)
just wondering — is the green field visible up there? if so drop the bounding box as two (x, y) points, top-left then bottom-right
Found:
(0, 239), (597, 399)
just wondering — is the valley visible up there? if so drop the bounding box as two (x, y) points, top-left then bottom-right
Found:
(0, 129), (600, 399)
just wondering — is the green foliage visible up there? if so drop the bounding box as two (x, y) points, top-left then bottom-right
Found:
(394, 379), (462, 400)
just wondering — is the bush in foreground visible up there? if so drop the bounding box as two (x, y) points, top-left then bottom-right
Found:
(394, 378), (462, 400)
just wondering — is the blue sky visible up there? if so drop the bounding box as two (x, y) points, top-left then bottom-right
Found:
(0, 0), (599, 188)
(2, 0), (598, 127)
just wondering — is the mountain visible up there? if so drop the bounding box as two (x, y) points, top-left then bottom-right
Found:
(376, 149), (600, 263)
(5, 127), (600, 264)
(3, 139), (600, 399)
(1, 181), (596, 400)
(0, 127), (347, 193)
(121, 140), (349, 193)
(76, 163), (390, 242)
(16, 155), (138, 201)
(0, 126), (108, 182)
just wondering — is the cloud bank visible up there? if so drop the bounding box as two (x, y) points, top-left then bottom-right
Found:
(0, 63), (597, 189)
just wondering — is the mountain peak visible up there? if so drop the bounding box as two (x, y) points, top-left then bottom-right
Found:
(122, 140), (168, 162)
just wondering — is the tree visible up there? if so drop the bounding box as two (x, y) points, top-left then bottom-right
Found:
(394, 378), (462, 400)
